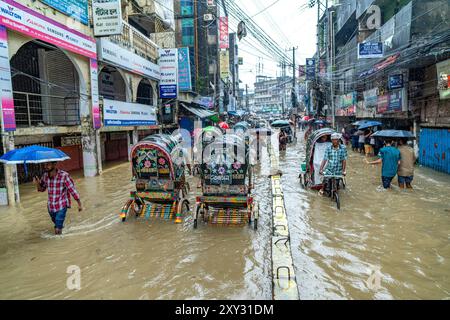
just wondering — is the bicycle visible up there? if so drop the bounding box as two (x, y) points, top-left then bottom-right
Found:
(322, 174), (346, 210)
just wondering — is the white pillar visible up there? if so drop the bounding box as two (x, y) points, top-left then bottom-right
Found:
(81, 128), (98, 177)
(2, 132), (20, 205)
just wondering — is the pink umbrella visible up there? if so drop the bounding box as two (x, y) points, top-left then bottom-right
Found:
(219, 122), (230, 130)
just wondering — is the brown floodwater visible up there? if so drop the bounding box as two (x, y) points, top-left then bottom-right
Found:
(280, 134), (450, 299)
(0, 155), (273, 299)
(0, 132), (449, 299)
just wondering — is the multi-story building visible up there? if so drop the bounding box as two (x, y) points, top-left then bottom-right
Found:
(254, 76), (293, 116)
(316, 0), (450, 174)
(0, 0), (169, 204)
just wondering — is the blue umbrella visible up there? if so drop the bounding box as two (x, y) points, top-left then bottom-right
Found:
(271, 120), (290, 128)
(358, 121), (382, 130)
(371, 130), (415, 139)
(0, 145), (70, 165)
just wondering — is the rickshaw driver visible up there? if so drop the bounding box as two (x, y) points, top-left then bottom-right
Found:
(318, 133), (348, 196)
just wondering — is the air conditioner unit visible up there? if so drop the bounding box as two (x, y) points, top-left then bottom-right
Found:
(204, 14), (214, 21)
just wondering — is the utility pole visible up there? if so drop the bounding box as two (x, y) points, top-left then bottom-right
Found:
(292, 46), (297, 109)
(329, 8), (336, 129)
(245, 84), (249, 112)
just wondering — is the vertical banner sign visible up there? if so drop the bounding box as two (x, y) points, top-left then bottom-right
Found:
(178, 47), (192, 92)
(159, 49), (178, 99)
(219, 17), (229, 49)
(90, 59), (101, 129)
(0, 26), (16, 132)
(306, 58), (315, 80)
(92, 0), (123, 37)
(220, 50), (230, 80)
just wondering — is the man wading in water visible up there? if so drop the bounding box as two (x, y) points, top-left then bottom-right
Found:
(33, 162), (83, 234)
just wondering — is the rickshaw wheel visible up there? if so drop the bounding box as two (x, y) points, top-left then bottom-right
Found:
(193, 204), (202, 229)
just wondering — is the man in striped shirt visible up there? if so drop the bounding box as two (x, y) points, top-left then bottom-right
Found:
(34, 162), (83, 235)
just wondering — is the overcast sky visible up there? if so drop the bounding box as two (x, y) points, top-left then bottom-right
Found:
(229, 0), (318, 92)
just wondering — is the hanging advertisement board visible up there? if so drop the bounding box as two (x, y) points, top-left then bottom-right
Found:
(42, 0), (89, 25)
(92, 0), (123, 37)
(306, 58), (315, 80)
(103, 99), (157, 126)
(0, 0), (96, 58)
(178, 47), (192, 92)
(90, 59), (102, 129)
(0, 26), (16, 132)
(98, 39), (160, 80)
(159, 48), (178, 99)
(219, 17), (229, 49)
(220, 50), (230, 80)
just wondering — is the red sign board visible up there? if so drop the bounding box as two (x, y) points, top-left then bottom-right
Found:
(219, 17), (229, 49)
(377, 94), (389, 113)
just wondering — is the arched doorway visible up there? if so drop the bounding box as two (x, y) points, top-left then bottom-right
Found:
(98, 66), (127, 101)
(10, 40), (80, 127)
(136, 78), (154, 106)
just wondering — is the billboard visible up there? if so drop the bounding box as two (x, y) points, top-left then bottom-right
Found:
(219, 17), (229, 49)
(159, 49), (178, 99)
(388, 74), (403, 90)
(178, 47), (192, 92)
(42, 0), (89, 25)
(89, 59), (101, 130)
(377, 94), (389, 113)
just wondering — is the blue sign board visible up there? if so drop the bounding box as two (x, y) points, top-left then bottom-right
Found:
(178, 47), (192, 92)
(306, 58), (315, 80)
(388, 90), (402, 112)
(358, 42), (383, 59)
(389, 74), (403, 90)
(159, 85), (178, 99)
(42, 0), (89, 25)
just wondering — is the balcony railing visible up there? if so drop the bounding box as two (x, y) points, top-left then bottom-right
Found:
(13, 92), (80, 127)
(108, 21), (158, 62)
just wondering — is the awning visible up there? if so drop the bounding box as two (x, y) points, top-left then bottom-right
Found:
(181, 103), (217, 120)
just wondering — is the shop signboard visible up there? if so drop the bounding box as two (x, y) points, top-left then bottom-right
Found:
(0, 0), (96, 58)
(358, 42), (383, 59)
(363, 88), (378, 108)
(178, 47), (192, 92)
(219, 17), (229, 49)
(340, 92), (356, 108)
(436, 59), (450, 100)
(0, 26), (15, 132)
(98, 39), (160, 80)
(103, 99), (157, 126)
(42, 0), (89, 25)
(388, 90), (402, 112)
(388, 74), (403, 90)
(159, 48), (178, 99)
(92, 0), (123, 36)
(377, 94), (389, 113)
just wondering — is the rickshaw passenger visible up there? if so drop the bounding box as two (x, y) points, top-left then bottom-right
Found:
(319, 133), (348, 195)
(313, 135), (331, 185)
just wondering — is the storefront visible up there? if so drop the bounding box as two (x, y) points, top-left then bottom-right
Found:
(96, 37), (160, 163)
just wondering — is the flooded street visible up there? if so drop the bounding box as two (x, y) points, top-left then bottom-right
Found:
(281, 134), (450, 300)
(0, 156), (273, 300)
(0, 134), (449, 299)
